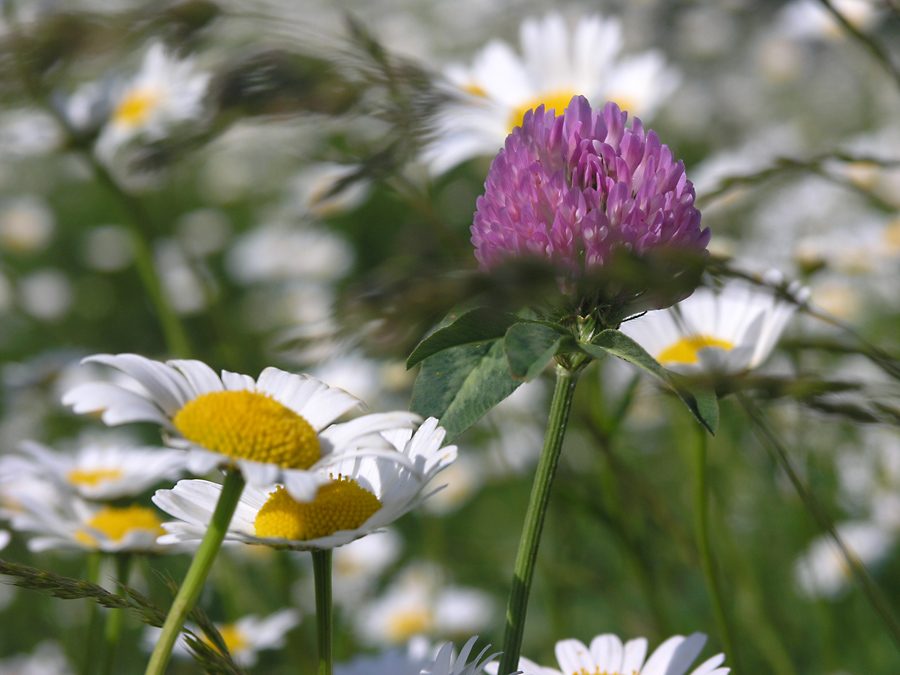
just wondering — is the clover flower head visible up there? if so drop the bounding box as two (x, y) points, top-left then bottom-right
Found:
(471, 96), (709, 280)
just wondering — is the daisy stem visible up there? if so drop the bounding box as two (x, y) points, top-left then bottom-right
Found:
(499, 364), (579, 675)
(80, 551), (103, 675)
(691, 424), (737, 669)
(739, 393), (900, 654)
(312, 549), (334, 675)
(98, 553), (133, 675)
(145, 469), (246, 675)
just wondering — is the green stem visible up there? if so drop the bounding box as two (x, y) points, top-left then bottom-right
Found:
(81, 552), (103, 675)
(739, 393), (900, 654)
(145, 470), (245, 675)
(312, 549), (333, 675)
(498, 364), (579, 675)
(86, 157), (192, 358)
(692, 426), (737, 668)
(98, 554), (133, 675)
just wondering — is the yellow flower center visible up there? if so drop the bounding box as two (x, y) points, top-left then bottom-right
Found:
(508, 90), (579, 132)
(385, 607), (434, 642)
(75, 504), (165, 546)
(67, 468), (124, 488)
(657, 334), (734, 365)
(253, 479), (381, 541)
(173, 390), (321, 469)
(112, 87), (163, 129)
(205, 624), (248, 656)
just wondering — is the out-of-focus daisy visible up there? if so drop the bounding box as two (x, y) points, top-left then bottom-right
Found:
(336, 637), (432, 675)
(424, 13), (679, 175)
(777, 0), (884, 41)
(62, 353), (420, 500)
(620, 275), (808, 375)
(153, 418), (456, 550)
(95, 42), (210, 160)
(509, 632), (728, 675)
(356, 563), (494, 646)
(8, 489), (170, 554)
(0, 641), (72, 675)
(144, 608), (300, 667)
(0, 440), (186, 500)
(421, 637), (498, 675)
(332, 528), (403, 606)
(793, 520), (895, 599)
(0, 529), (9, 551)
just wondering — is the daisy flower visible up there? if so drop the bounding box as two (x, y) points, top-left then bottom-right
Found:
(152, 417), (456, 550)
(619, 274), (808, 375)
(8, 486), (171, 554)
(144, 608), (300, 667)
(424, 13), (679, 175)
(95, 41), (210, 160)
(508, 632), (728, 675)
(356, 562), (494, 646)
(421, 637), (498, 675)
(62, 353), (421, 500)
(0, 440), (186, 501)
(0, 530), (9, 551)
(793, 520), (895, 599)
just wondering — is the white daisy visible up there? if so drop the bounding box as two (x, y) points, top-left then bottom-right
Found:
(336, 637), (433, 675)
(793, 520), (895, 599)
(549, 632), (728, 675)
(0, 529), (9, 551)
(152, 417), (456, 550)
(423, 12), (679, 175)
(619, 274), (808, 375)
(0, 440), (186, 501)
(143, 608), (300, 668)
(8, 486), (171, 554)
(356, 562), (494, 646)
(421, 637), (499, 675)
(62, 353), (421, 500)
(95, 41), (210, 160)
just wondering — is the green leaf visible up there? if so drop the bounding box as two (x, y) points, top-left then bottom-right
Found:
(410, 340), (522, 441)
(504, 321), (577, 381)
(407, 307), (524, 369)
(582, 330), (719, 434)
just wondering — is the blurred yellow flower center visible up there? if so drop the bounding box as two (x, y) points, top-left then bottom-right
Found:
(205, 624), (247, 656)
(113, 87), (163, 128)
(462, 82), (488, 98)
(253, 479), (381, 541)
(508, 90), (578, 131)
(67, 468), (124, 488)
(173, 390), (321, 469)
(657, 334), (734, 365)
(385, 607), (433, 642)
(75, 505), (164, 546)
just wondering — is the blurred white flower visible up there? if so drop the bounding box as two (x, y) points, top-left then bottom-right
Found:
(356, 563), (494, 646)
(0, 440), (186, 501)
(336, 637), (433, 675)
(144, 608), (300, 668)
(620, 274), (808, 375)
(0, 109), (61, 158)
(226, 223), (354, 284)
(794, 521), (895, 599)
(423, 12), (679, 175)
(154, 238), (208, 315)
(95, 42), (210, 160)
(18, 269), (74, 321)
(289, 163), (371, 218)
(0, 196), (55, 253)
(332, 528), (403, 606)
(176, 208), (232, 257)
(82, 225), (134, 272)
(777, 0), (884, 41)
(0, 529), (9, 551)
(0, 641), (72, 675)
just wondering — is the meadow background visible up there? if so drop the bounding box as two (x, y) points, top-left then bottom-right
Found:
(1, 1), (900, 673)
